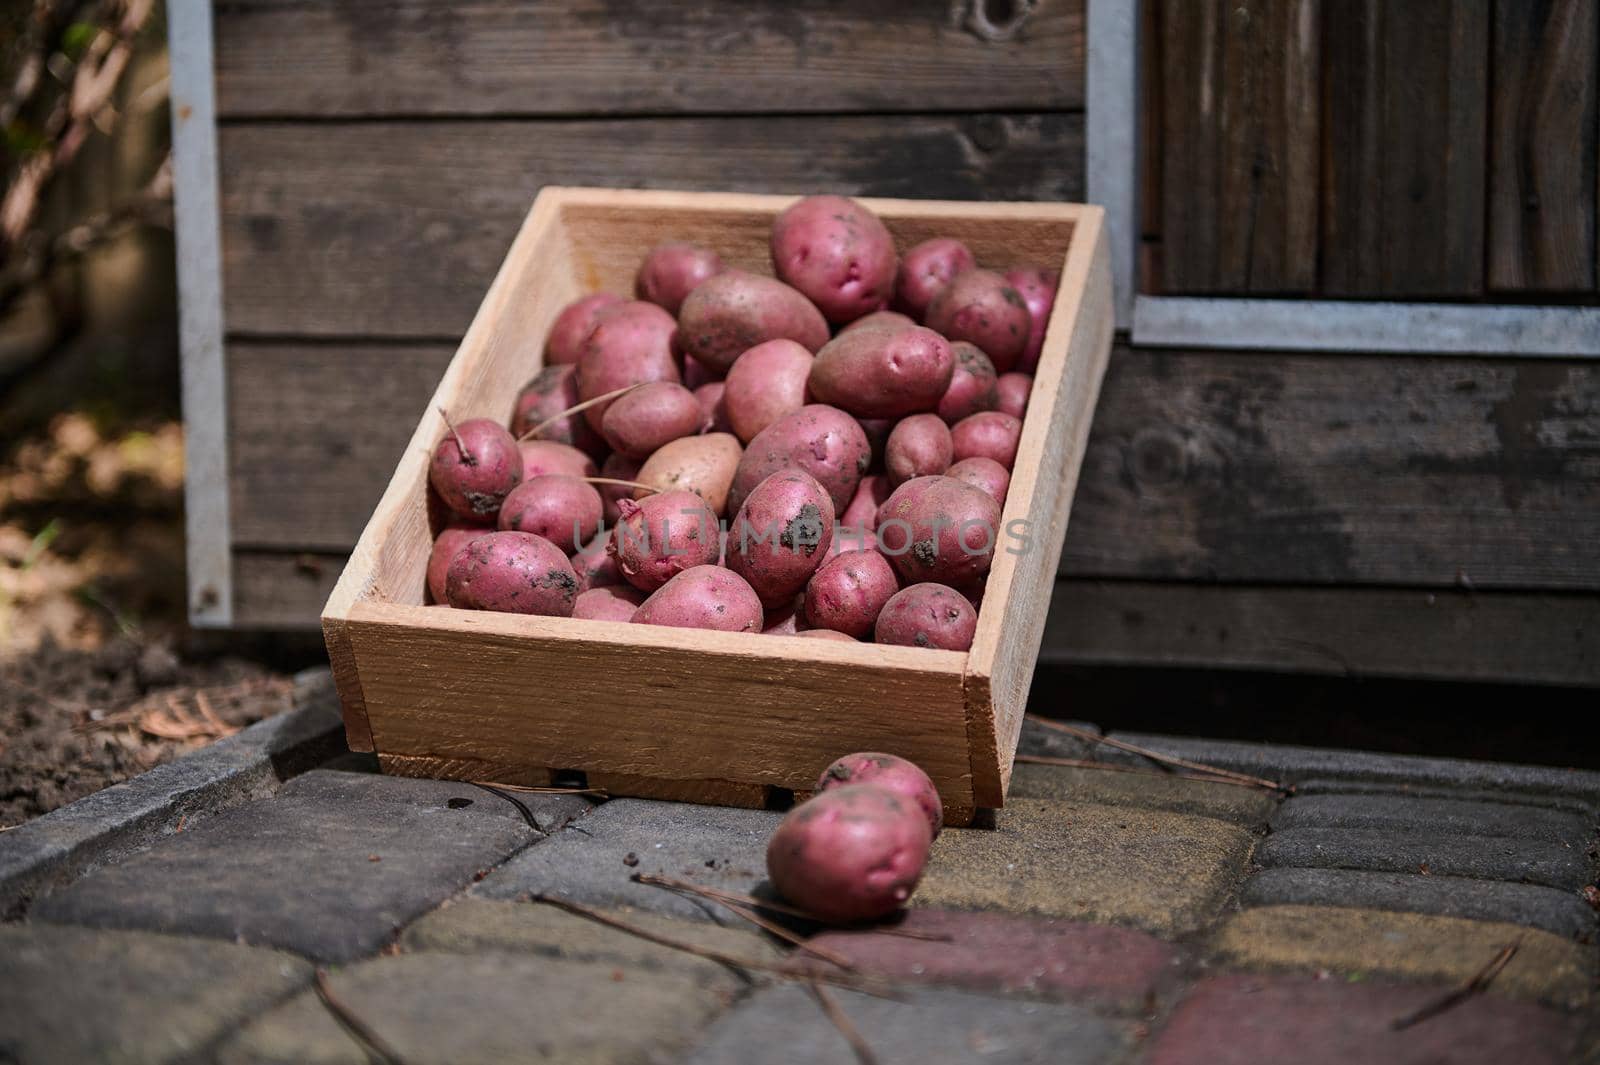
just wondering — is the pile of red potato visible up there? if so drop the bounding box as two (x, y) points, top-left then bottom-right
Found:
(426, 194), (1058, 652)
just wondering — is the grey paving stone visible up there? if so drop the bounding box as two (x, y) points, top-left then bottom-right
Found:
(0, 668), (344, 917)
(685, 983), (1129, 1065)
(277, 768), (596, 833)
(32, 787), (538, 962)
(473, 798), (783, 924)
(1256, 827), (1595, 891)
(0, 922), (311, 1065)
(1289, 778), (1600, 819)
(1271, 793), (1595, 846)
(1008, 760), (1278, 827)
(1015, 718), (1104, 760)
(217, 948), (731, 1065)
(1242, 868), (1598, 942)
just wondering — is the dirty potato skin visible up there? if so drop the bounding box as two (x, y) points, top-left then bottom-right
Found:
(874, 582), (978, 651)
(950, 411), (1023, 470)
(633, 433), (742, 517)
(808, 324), (956, 419)
(510, 365), (607, 458)
(426, 524), (490, 604)
(875, 474), (1001, 585)
(444, 530), (579, 616)
(802, 548), (900, 640)
(840, 309), (916, 335)
(726, 470), (837, 609)
(936, 341), (1001, 424)
(1003, 266), (1060, 373)
(894, 237), (976, 320)
(576, 300), (682, 431)
(600, 381), (706, 460)
(635, 241), (724, 315)
(631, 565), (764, 633)
(765, 784), (933, 922)
(610, 490), (721, 592)
(770, 194), (899, 325)
(497, 474), (602, 554)
(816, 752), (943, 838)
(546, 292), (624, 365)
(726, 404), (871, 516)
(925, 269), (1031, 373)
(429, 417), (523, 521)
(676, 270), (830, 373)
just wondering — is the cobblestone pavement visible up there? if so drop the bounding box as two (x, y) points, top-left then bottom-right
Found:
(1, 671), (1596, 1063)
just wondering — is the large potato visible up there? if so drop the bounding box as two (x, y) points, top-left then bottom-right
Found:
(576, 300), (681, 431)
(726, 470), (836, 608)
(635, 242), (724, 315)
(815, 752), (943, 838)
(444, 531), (578, 616)
(633, 432), (742, 517)
(545, 292), (623, 366)
(925, 269), (1031, 372)
(509, 365), (606, 458)
(840, 309), (916, 335)
(429, 417), (522, 521)
(723, 338), (813, 443)
(770, 194), (898, 324)
(599, 381), (705, 459)
(875, 583), (978, 651)
(676, 270), (829, 373)
(803, 548), (899, 639)
(807, 324), (955, 419)
(875, 474), (1001, 585)
(893, 237), (975, 320)
(727, 404), (870, 515)
(765, 785), (932, 922)
(610, 489), (720, 591)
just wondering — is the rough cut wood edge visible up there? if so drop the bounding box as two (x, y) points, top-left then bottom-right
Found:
(965, 207), (1115, 807)
(379, 753), (554, 789)
(321, 616), (373, 753)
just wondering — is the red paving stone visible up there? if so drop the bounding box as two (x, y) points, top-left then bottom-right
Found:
(793, 908), (1177, 1008)
(1145, 973), (1585, 1065)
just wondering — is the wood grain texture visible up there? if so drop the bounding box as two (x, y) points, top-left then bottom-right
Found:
(1488, 0), (1598, 293)
(219, 116), (1084, 337)
(213, 0), (1085, 117)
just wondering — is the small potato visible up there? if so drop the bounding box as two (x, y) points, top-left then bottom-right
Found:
(571, 529), (624, 591)
(610, 490), (721, 591)
(1003, 266), (1059, 373)
(936, 342), (1000, 424)
(429, 417), (523, 521)
(635, 242), (724, 315)
(816, 752), (943, 838)
(894, 237), (975, 320)
(577, 300), (681, 430)
(631, 565), (763, 633)
(840, 309), (916, 335)
(600, 381), (705, 460)
(426, 524), (490, 604)
(808, 325), (955, 419)
(884, 414), (953, 487)
(875, 475), (1001, 585)
(510, 365), (606, 458)
(875, 582), (978, 651)
(677, 270), (830, 373)
(497, 474), (602, 554)
(727, 404), (870, 515)
(693, 381), (733, 434)
(839, 473), (891, 532)
(925, 269), (1031, 372)
(727, 470), (836, 608)
(546, 292), (623, 365)
(995, 372), (1032, 419)
(444, 531), (578, 616)
(633, 432), (742, 517)
(765, 784), (932, 922)
(950, 411), (1023, 470)
(598, 453), (641, 525)
(803, 548), (899, 639)
(770, 194), (898, 324)
(572, 584), (645, 622)
(798, 628), (856, 642)
(517, 439), (599, 482)
(945, 456), (1010, 508)
(723, 339), (814, 443)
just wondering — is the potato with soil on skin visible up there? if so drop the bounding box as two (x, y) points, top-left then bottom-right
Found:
(516, 439), (599, 482)
(803, 548), (899, 640)
(723, 338), (813, 443)
(726, 470), (836, 608)
(875, 582), (978, 651)
(631, 565), (764, 633)
(572, 584), (645, 622)
(945, 456), (1010, 508)
(936, 342), (1000, 424)
(546, 292), (624, 366)
(598, 453), (642, 524)
(1003, 266), (1059, 373)
(839, 473), (890, 532)
(570, 530), (624, 591)
(925, 269), (1031, 372)
(808, 324), (955, 419)
(727, 404), (870, 515)
(426, 524), (490, 604)
(599, 381), (706, 460)
(444, 530), (578, 616)
(995, 372), (1032, 419)
(894, 237), (976, 320)
(610, 489), (721, 592)
(950, 411), (1023, 470)
(765, 784), (932, 922)
(676, 270), (830, 373)
(875, 474), (1001, 585)
(770, 194), (898, 325)
(816, 752), (943, 838)
(635, 242), (724, 315)
(632, 432), (742, 517)
(885, 414), (953, 487)
(497, 474), (602, 554)
(429, 417), (523, 521)
(693, 381), (733, 434)
(840, 309), (916, 335)
(576, 300), (681, 431)
(509, 365), (606, 458)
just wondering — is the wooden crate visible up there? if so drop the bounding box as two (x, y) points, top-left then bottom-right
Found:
(321, 187), (1113, 825)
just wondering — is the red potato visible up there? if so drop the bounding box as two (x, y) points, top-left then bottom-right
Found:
(509, 365), (606, 458)
(576, 300), (681, 431)
(693, 381), (733, 434)
(925, 269), (1031, 372)
(610, 490), (721, 592)
(936, 341), (1000, 424)
(572, 584), (645, 622)
(426, 524), (490, 604)
(798, 628), (856, 642)
(631, 565), (764, 633)
(633, 432), (742, 517)
(1003, 266), (1059, 373)
(516, 439), (599, 482)
(765, 784), (932, 922)
(839, 473), (890, 532)
(803, 548), (899, 639)
(995, 372), (1032, 420)
(546, 292), (624, 366)
(497, 474), (602, 554)
(875, 582), (978, 651)
(770, 194), (898, 324)
(875, 475), (1001, 585)
(726, 470), (836, 608)
(945, 456), (1010, 508)
(723, 339), (813, 443)
(950, 411), (1023, 470)
(571, 530), (624, 591)
(727, 405), (870, 515)
(761, 599), (807, 636)
(893, 237), (976, 321)
(600, 381), (705, 460)
(429, 417), (523, 521)
(676, 270), (830, 373)
(635, 242), (724, 315)
(884, 414), (953, 488)
(808, 324), (955, 419)
(444, 531), (578, 616)
(683, 353), (720, 390)
(816, 752), (943, 838)
(840, 309), (916, 335)
(827, 523), (878, 558)
(598, 453), (642, 525)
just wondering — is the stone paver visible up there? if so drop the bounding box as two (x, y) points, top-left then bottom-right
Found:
(1211, 905), (1594, 1009)
(1007, 761), (1278, 827)
(791, 908), (1178, 1008)
(217, 949), (730, 1065)
(1290, 778), (1600, 819)
(913, 798), (1256, 937)
(1242, 867), (1598, 942)
(685, 983), (1129, 1065)
(0, 922), (311, 1065)
(1255, 826), (1594, 890)
(278, 768), (595, 833)
(1271, 792), (1595, 846)
(474, 798), (782, 924)
(1144, 973), (1585, 1065)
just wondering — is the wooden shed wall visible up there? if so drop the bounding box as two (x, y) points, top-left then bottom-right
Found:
(204, 0), (1599, 686)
